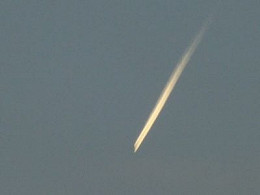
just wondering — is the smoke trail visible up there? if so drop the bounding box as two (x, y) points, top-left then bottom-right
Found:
(134, 20), (210, 152)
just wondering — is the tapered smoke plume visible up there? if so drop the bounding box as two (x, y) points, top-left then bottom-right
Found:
(134, 19), (211, 152)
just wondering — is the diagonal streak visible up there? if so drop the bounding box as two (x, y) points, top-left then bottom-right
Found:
(134, 21), (210, 152)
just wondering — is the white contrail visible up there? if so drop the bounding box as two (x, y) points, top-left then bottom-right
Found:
(134, 20), (210, 152)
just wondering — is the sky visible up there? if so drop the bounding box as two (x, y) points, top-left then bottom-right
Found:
(1, 0), (260, 194)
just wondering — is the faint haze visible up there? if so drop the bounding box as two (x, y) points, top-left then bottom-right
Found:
(1, 1), (260, 194)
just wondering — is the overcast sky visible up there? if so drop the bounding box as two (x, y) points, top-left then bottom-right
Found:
(1, 0), (260, 194)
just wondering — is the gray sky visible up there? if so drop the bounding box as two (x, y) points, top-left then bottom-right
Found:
(1, 0), (260, 194)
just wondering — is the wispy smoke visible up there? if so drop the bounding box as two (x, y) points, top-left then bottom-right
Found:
(134, 20), (210, 152)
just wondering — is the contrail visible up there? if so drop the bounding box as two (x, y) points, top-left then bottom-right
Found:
(134, 20), (210, 152)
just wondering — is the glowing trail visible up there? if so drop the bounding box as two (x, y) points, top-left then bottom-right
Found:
(134, 21), (210, 152)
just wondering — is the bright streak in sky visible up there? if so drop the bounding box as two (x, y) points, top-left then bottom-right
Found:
(134, 20), (210, 152)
